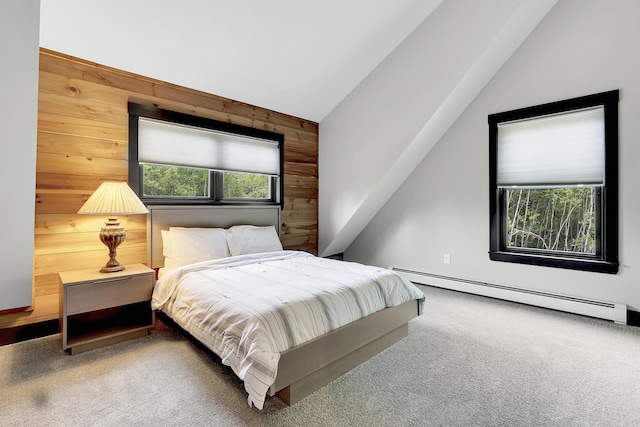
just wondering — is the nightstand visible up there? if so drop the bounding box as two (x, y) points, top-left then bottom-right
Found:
(59, 263), (155, 354)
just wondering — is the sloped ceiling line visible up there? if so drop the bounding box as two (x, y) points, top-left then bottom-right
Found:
(320, 0), (560, 257)
(39, 0), (444, 122)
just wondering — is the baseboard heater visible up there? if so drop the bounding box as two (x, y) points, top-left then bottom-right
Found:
(391, 268), (627, 325)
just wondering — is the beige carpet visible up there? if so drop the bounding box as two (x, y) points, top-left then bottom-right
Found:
(1, 284), (640, 427)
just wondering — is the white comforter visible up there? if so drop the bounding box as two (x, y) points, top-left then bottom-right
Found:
(151, 251), (425, 409)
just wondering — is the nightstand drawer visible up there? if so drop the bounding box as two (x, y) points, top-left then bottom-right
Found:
(66, 274), (153, 315)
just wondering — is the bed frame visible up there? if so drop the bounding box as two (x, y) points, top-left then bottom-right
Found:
(148, 205), (420, 405)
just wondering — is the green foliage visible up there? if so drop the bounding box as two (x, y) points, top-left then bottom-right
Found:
(143, 165), (270, 200)
(223, 172), (269, 199)
(506, 187), (597, 254)
(143, 164), (208, 197)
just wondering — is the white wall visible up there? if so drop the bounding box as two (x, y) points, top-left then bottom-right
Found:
(0, 0), (40, 311)
(318, 0), (549, 256)
(342, 0), (640, 310)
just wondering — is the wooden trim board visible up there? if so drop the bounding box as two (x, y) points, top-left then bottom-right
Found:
(0, 319), (58, 347)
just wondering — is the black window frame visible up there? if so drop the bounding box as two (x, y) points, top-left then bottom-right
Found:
(488, 90), (619, 274)
(128, 102), (284, 208)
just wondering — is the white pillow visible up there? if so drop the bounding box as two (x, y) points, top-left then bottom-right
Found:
(160, 229), (178, 269)
(169, 227), (230, 266)
(226, 225), (283, 256)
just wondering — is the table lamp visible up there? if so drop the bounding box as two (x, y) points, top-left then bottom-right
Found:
(78, 181), (149, 273)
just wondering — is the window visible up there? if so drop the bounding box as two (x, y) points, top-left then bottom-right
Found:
(488, 90), (619, 273)
(128, 103), (284, 207)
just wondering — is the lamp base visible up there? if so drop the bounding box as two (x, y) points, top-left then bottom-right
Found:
(99, 217), (126, 273)
(100, 263), (125, 273)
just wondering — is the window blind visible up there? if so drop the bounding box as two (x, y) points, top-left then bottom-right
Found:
(138, 117), (280, 176)
(497, 106), (604, 187)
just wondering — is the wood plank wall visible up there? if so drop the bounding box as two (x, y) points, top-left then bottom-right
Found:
(0, 48), (318, 329)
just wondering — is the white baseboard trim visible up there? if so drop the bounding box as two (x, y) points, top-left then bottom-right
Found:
(391, 268), (627, 325)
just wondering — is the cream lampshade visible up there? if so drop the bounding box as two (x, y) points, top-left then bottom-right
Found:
(78, 181), (149, 273)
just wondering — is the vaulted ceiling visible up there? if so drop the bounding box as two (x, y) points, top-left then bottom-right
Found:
(39, 0), (443, 122)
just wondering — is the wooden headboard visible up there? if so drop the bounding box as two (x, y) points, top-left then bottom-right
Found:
(147, 205), (280, 269)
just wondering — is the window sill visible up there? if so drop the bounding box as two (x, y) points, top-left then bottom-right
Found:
(141, 198), (281, 208)
(489, 251), (619, 274)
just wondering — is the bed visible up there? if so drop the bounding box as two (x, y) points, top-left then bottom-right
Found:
(148, 205), (425, 409)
